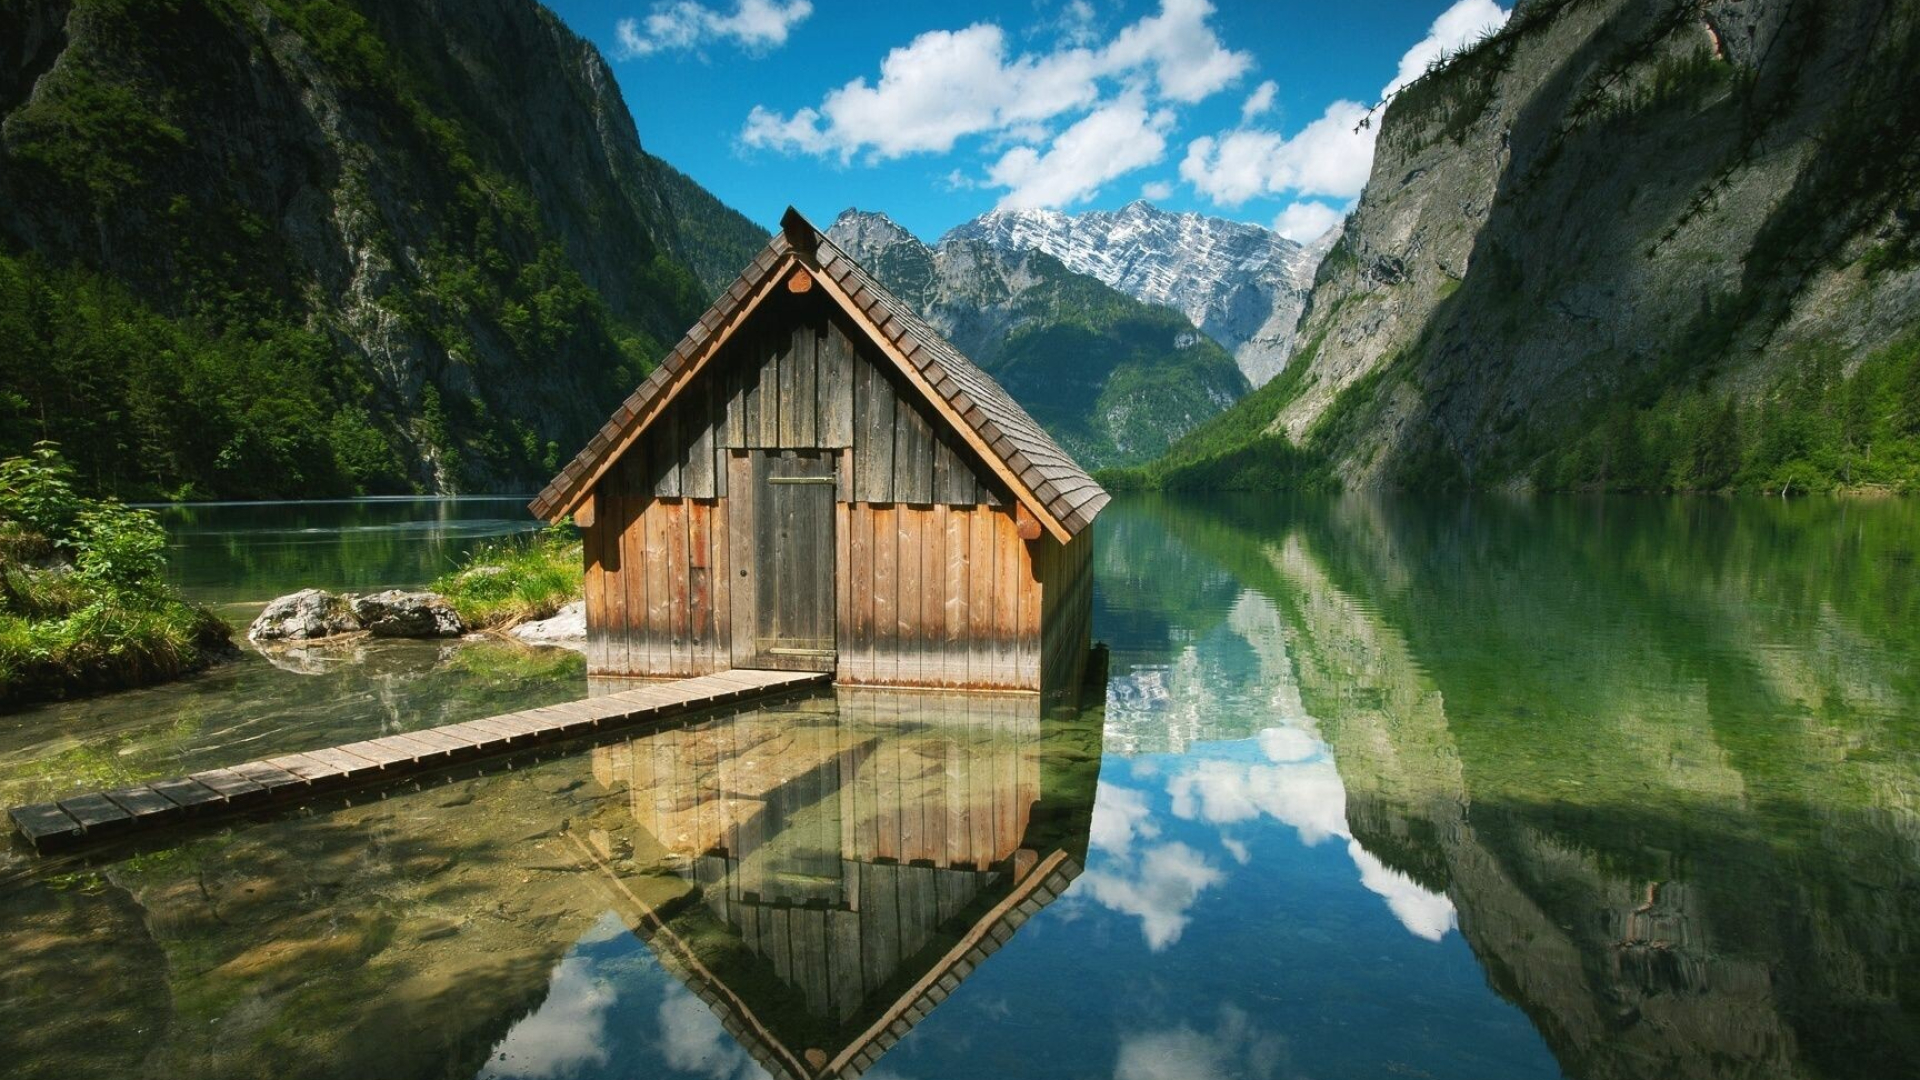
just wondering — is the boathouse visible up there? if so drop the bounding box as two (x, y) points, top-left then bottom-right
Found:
(529, 208), (1105, 702)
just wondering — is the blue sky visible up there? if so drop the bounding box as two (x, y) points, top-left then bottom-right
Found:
(541, 0), (1509, 242)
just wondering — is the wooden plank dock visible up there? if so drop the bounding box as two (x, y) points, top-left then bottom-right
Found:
(7, 668), (827, 854)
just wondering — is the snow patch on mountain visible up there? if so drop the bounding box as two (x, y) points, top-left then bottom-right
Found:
(945, 201), (1327, 386)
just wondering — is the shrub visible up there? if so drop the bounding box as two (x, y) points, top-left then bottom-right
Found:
(434, 521), (582, 629)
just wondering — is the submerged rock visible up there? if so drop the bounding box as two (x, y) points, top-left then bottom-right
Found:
(249, 589), (360, 641)
(350, 590), (464, 638)
(510, 600), (586, 652)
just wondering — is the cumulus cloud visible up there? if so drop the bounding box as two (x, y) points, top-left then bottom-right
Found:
(656, 983), (760, 1080)
(1090, 780), (1160, 858)
(988, 97), (1175, 209)
(1116, 1006), (1287, 1080)
(616, 0), (812, 59)
(1384, 0), (1510, 98)
(1240, 79), (1277, 122)
(1349, 841), (1458, 942)
(1179, 0), (1508, 210)
(1141, 179), (1174, 201)
(1162, 728), (1460, 942)
(1081, 840), (1223, 950)
(1272, 200), (1344, 243)
(742, 0), (1248, 206)
(480, 955), (616, 1078)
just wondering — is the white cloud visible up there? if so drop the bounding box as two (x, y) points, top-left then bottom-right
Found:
(1090, 780), (1160, 858)
(1102, 0), (1252, 103)
(1273, 200), (1344, 243)
(988, 97), (1174, 209)
(480, 954), (616, 1078)
(1081, 841), (1222, 950)
(616, 0), (812, 59)
(1179, 0), (1509, 210)
(1349, 840), (1458, 942)
(1179, 98), (1374, 206)
(1385, 0), (1509, 98)
(1141, 179), (1174, 201)
(1240, 79), (1277, 122)
(742, 0), (1248, 206)
(656, 983), (760, 1080)
(1115, 1006), (1287, 1080)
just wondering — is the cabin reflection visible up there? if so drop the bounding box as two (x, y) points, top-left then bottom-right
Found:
(582, 689), (1096, 1080)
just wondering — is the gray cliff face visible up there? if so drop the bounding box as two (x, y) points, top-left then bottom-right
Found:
(0, 0), (764, 494)
(947, 201), (1323, 387)
(827, 209), (1249, 467)
(1232, 0), (1920, 488)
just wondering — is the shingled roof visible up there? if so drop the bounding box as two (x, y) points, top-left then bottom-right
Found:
(527, 207), (1108, 543)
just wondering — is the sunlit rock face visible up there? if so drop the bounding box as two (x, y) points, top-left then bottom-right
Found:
(1192, 0), (1920, 489)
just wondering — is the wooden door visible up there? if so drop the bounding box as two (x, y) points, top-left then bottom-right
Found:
(751, 450), (837, 670)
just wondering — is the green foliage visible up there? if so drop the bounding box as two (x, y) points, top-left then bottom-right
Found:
(1106, 325), (1344, 491)
(0, 445), (230, 705)
(432, 521), (582, 629)
(1535, 332), (1920, 493)
(0, 0), (742, 500)
(72, 504), (169, 593)
(0, 442), (87, 544)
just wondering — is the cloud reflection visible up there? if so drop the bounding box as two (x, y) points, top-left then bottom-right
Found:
(1081, 841), (1224, 951)
(656, 982), (765, 1080)
(480, 952), (617, 1078)
(1114, 1005), (1288, 1080)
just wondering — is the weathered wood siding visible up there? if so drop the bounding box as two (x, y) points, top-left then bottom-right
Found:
(633, 291), (1005, 507)
(835, 502), (1040, 691)
(1036, 528), (1095, 710)
(584, 451), (732, 678)
(583, 289), (1088, 689)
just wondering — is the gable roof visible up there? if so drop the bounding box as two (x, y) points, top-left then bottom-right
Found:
(527, 207), (1108, 542)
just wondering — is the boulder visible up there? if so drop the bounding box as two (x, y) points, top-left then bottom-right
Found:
(510, 601), (586, 653)
(249, 589), (360, 641)
(349, 590), (464, 638)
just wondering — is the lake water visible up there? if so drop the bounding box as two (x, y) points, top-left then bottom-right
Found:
(3, 494), (1916, 1080)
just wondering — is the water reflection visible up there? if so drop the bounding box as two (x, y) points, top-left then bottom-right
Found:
(1099, 493), (1920, 1080)
(0, 690), (1101, 1080)
(3, 492), (1915, 1080)
(145, 496), (545, 614)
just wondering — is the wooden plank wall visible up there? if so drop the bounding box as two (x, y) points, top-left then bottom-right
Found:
(1036, 529), (1095, 711)
(835, 503), (1041, 691)
(638, 293), (1004, 508)
(584, 289), (1063, 685)
(585, 452), (733, 677)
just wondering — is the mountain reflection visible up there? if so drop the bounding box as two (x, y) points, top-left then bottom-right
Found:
(1100, 493), (1920, 1080)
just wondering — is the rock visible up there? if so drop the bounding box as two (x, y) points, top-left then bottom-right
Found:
(249, 589), (360, 641)
(349, 590), (464, 638)
(510, 600), (586, 651)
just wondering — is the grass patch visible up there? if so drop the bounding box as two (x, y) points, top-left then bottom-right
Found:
(433, 522), (582, 629)
(1, 444), (231, 707)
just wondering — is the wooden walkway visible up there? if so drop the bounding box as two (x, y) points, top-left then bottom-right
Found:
(8, 668), (827, 853)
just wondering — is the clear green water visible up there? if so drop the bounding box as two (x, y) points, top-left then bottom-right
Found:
(2, 494), (1916, 1080)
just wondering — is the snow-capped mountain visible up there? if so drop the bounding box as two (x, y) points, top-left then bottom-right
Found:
(945, 201), (1330, 387)
(826, 209), (1249, 469)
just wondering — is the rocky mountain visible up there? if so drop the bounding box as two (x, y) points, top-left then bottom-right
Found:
(0, 0), (766, 499)
(827, 209), (1249, 469)
(1136, 0), (1920, 493)
(947, 201), (1324, 387)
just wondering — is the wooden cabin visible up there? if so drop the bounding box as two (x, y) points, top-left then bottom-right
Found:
(530, 208), (1107, 704)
